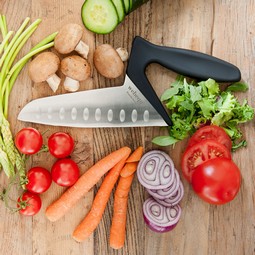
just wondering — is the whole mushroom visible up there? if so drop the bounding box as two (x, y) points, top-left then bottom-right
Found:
(28, 52), (61, 92)
(93, 44), (128, 79)
(61, 55), (91, 92)
(54, 23), (89, 59)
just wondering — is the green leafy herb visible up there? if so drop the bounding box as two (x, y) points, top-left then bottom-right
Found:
(225, 82), (249, 92)
(153, 77), (254, 149)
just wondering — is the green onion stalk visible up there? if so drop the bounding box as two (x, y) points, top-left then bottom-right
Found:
(0, 14), (57, 188)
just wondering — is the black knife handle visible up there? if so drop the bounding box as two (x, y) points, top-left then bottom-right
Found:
(126, 36), (241, 126)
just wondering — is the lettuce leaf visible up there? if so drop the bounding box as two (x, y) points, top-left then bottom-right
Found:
(155, 77), (254, 150)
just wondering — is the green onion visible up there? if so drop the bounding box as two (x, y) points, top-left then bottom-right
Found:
(0, 14), (57, 188)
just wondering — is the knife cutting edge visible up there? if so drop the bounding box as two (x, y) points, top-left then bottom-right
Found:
(18, 36), (241, 128)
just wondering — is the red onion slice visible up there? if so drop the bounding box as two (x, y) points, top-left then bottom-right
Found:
(137, 150), (175, 189)
(143, 197), (182, 228)
(155, 182), (184, 207)
(147, 169), (180, 199)
(143, 213), (178, 233)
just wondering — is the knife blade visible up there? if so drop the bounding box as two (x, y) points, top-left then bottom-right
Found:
(18, 75), (168, 127)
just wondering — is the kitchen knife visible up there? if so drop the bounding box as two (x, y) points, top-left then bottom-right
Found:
(18, 36), (241, 128)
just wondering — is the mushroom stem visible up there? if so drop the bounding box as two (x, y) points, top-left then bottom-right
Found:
(46, 74), (61, 92)
(64, 76), (80, 92)
(116, 47), (129, 62)
(75, 41), (89, 59)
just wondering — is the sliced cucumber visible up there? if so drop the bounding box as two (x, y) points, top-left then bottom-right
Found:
(123, 0), (130, 13)
(81, 0), (119, 34)
(111, 0), (125, 22)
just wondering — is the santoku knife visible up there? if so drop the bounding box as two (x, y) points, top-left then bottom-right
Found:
(18, 36), (241, 128)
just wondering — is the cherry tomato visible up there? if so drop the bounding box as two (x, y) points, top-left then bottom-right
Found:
(181, 139), (231, 182)
(17, 191), (42, 216)
(191, 158), (241, 205)
(51, 158), (79, 187)
(15, 127), (43, 155)
(187, 125), (232, 151)
(26, 167), (52, 194)
(48, 132), (74, 158)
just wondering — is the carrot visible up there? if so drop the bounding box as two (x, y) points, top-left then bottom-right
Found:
(109, 174), (135, 249)
(125, 146), (143, 163)
(72, 153), (129, 242)
(45, 146), (131, 222)
(120, 162), (138, 177)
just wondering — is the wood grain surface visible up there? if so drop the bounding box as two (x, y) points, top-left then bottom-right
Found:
(0, 0), (255, 255)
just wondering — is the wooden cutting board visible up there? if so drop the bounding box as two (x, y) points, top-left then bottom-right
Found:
(0, 0), (254, 254)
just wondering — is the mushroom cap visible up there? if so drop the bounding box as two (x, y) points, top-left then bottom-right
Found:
(93, 44), (124, 79)
(28, 52), (60, 83)
(61, 55), (91, 81)
(54, 23), (83, 54)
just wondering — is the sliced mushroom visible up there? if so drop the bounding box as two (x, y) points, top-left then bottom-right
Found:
(54, 23), (89, 59)
(61, 55), (91, 92)
(93, 44), (128, 79)
(28, 52), (61, 92)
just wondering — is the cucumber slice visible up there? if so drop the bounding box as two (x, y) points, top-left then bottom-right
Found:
(123, 0), (130, 13)
(111, 0), (125, 22)
(81, 0), (119, 34)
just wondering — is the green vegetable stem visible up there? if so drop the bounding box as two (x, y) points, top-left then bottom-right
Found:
(0, 14), (57, 187)
(153, 76), (254, 150)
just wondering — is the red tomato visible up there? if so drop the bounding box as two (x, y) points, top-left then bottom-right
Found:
(15, 127), (43, 155)
(17, 191), (42, 216)
(191, 158), (241, 205)
(181, 139), (231, 182)
(26, 167), (52, 194)
(187, 125), (232, 151)
(48, 132), (74, 158)
(51, 158), (79, 187)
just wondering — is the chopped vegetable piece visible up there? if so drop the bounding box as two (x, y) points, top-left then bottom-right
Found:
(45, 146), (131, 222)
(147, 169), (180, 199)
(187, 125), (232, 151)
(137, 150), (175, 189)
(112, 0), (126, 22)
(181, 139), (232, 182)
(143, 197), (181, 232)
(81, 0), (119, 34)
(154, 182), (184, 207)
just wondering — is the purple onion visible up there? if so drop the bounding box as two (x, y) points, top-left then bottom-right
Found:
(143, 197), (182, 231)
(147, 169), (180, 199)
(143, 212), (178, 233)
(137, 150), (175, 190)
(155, 182), (184, 207)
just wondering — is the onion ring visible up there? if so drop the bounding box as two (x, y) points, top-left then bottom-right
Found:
(137, 150), (175, 189)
